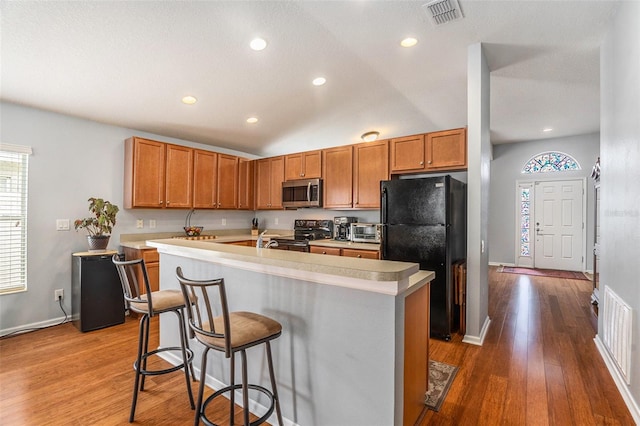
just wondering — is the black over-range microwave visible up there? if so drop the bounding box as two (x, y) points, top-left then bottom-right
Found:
(282, 178), (323, 208)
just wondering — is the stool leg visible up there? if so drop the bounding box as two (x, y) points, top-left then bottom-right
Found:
(229, 352), (235, 426)
(194, 347), (210, 426)
(139, 314), (151, 391)
(241, 350), (249, 426)
(175, 309), (195, 409)
(266, 341), (283, 426)
(130, 314), (148, 422)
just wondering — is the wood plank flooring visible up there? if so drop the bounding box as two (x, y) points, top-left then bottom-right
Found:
(0, 267), (635, 425)
(418, 267), (635, 425)
(0, 314), (259, 425)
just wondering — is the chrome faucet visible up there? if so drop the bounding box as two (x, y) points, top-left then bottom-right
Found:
(264, 240), (279, 248)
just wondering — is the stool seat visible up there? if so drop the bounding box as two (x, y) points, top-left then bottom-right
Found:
(198, 312), (282, 350)
(129, 289), (186, 313)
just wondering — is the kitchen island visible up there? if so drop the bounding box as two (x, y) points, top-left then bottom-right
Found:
(147, 238), (432, 426)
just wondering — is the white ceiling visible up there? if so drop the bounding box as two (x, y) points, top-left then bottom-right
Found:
(0, 1), (617, 157)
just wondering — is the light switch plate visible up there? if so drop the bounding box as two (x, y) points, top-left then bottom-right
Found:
(136, 219), (144, 229)
(56, 219), (70, 231)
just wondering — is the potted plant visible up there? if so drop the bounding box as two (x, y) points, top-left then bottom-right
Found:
(74, 197), (119, 251)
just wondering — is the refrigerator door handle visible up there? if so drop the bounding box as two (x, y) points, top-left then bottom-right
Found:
(381, 186), (387, 260)
(381, 187), (387, 224)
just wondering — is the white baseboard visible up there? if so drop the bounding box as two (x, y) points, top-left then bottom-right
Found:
(488, 261), (515, 267)
(594, 335), (640, 424)
(0, 316), (69, 337)
(160, 351), (298, 426)
(462, 316), (491, 346)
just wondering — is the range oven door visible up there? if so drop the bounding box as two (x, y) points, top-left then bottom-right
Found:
(282, 179), (323, 208)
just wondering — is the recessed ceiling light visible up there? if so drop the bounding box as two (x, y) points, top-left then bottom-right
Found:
(250, 38), (267, 51)
(400, 37), (418, 48)
(181, 96), (197, 105)
(246, 117), (259, 124)
(312, 77), (326, 86)
(543, 128), (553, 132)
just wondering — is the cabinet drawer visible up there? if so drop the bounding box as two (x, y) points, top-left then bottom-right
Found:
(310, 246), (342, 256)
(342, 248), (380, 259)
(142, 249), (159, 263)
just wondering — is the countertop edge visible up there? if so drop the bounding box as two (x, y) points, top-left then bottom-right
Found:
(147, 238), (423, 296)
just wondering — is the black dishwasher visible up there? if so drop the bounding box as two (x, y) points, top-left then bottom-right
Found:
(71, 251), (125, 332)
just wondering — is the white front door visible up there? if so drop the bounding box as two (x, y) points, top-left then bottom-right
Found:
(533, 179), (584, 271)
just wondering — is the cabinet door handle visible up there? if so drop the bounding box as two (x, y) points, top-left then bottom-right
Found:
(357, 254), (362, 258)
(419, 161), (424, 165)
(428, 160), (432, 164)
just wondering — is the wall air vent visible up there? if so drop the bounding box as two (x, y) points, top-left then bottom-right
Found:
(423, 0), (464, 25)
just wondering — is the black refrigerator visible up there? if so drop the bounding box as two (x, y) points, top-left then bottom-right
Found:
(381, 176), (466, 341)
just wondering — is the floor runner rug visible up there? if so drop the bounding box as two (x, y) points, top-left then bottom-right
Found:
(499, 266), (588, 280)
(425, 360), (458, 412)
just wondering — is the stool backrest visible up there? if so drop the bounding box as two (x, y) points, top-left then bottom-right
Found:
(112, 254), (155, 314)
(175, 267), (231, 357)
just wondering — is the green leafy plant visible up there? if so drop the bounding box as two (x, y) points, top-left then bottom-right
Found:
(74, 197), (119, 236)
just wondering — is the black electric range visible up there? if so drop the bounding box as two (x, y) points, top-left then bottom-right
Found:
(271, 219), (333, 252)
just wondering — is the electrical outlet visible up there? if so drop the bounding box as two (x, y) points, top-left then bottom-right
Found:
(136, 219), (144, 229)
(54, 289), (63, 301)
(222, 218), (227, 226)
(274, 217), (279, 225)
(149, 219), (156, 229)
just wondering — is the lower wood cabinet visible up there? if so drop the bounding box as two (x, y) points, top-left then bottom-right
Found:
(341, 248), (380, 259)
(310, 246), (380, 259)
(122, 247), (159, 294)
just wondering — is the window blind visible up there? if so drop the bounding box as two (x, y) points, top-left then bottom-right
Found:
(0, 144), (32, 294)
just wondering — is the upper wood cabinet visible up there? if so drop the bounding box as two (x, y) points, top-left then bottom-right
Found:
(390, 128), (467, 174)
(193, 151), (239, 209)
(353, 140), (389, 209)
(322, 145), (353, 209)
(165, 144), (194, 208)
(426, 128), (467, 171)
(124, 137), (192, 208)
(255, 156), (284, 210)
(284, 150), (322, 181)
(216, 154), (239, 209)
(237, 158), (255, 210)
(193, 149), (217, 209)
(390, 134), (425, 173)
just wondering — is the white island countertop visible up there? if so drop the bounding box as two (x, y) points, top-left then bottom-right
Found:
(146, 237), (429, 296)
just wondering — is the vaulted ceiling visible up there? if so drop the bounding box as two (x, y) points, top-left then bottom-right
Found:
(1, 1), (616, 157)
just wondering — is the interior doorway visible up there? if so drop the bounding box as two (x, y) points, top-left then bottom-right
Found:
(516, 178), (586, 271)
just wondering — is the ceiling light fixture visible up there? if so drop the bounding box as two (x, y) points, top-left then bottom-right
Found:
(246, 117), (259, 124)
(400, 37), (418, 48)
(361, 131), (380, 142)
(250, 38), (267, 51)
(543, 127), (553, 132)
(312, 77), (326, 86)
(181, 96), (197, 105)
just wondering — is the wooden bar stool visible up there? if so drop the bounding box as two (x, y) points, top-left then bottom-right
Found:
(176, 267), (283, 426)
(112, 255), (195, 422)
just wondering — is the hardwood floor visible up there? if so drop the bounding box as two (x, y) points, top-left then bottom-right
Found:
(418, 267), (635, 425)
(0, 315), (260, 425)
(0, 267), (634, 425)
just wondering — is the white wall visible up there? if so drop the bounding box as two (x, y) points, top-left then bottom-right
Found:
(490, 133), (599, 268)
(0, 101), (381, 332)
(598, 1), (640, 421)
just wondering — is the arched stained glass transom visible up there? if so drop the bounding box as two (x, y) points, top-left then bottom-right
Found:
(522, 151), (581, 174)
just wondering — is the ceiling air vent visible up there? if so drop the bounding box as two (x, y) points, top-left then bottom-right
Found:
(423, 0), (464, 25)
